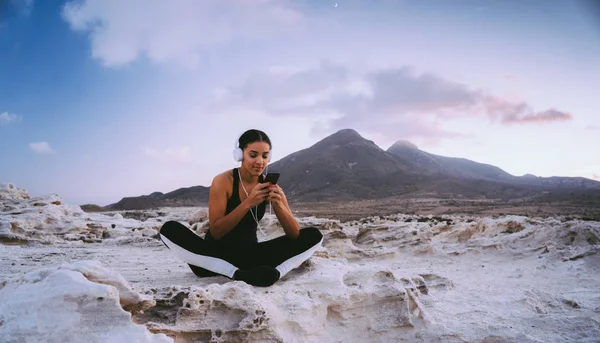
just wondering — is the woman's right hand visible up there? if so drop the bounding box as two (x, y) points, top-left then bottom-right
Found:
(244, 182), (271, 208)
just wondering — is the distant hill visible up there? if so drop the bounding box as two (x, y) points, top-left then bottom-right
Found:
(386, 140), (513, 181)
(104, 185), (210, 210)
(80, 204), (108, 212)
(97, 128), (600, 210)
(386, 139), (600, 189)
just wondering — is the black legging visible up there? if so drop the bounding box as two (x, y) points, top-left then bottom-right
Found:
(159, 220), (323, 283)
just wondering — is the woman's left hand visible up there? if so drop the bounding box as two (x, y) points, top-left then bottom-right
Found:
(267, 184), (298, 238)
(268, 184), (286, 207)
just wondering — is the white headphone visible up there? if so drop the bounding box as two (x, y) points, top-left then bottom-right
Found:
(233, 133), (272, 162)
(233, 141), (244, 161)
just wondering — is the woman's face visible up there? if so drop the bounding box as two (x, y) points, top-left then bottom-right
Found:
(242, 141), (271, 176)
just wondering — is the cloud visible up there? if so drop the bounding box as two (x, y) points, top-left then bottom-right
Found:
(61, 0), (304, 68)
(29, 142), (55, 154)
(0, 111), (21, 125)
(484, 99), (573, 124)
(508, 109), (572, 124)
(144, 146), (193, 165)
(211, 61), (573, 141)
(585, 124), (600, 130)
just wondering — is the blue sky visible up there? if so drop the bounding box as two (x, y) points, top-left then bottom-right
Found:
(1, 0), (599, 205)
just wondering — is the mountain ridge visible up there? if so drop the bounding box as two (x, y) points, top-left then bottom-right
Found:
(100, 128), (600, 211)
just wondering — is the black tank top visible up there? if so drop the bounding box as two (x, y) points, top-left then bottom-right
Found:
(205, 168), (266, 246)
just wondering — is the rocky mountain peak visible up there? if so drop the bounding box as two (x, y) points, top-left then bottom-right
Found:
(389, 140), (419, 151)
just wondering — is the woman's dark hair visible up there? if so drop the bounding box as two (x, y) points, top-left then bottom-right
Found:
(238, 129), (271, 150)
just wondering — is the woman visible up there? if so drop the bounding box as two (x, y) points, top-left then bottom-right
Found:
(159, 129), (323, 287)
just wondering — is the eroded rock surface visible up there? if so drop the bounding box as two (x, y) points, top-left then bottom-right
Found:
(0, 260), (172, 343)
(0, 183), (207, 246)
(1, 184), (599, 342)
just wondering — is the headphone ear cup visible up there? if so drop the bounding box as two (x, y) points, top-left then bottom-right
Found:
(233, 147), (243, 162)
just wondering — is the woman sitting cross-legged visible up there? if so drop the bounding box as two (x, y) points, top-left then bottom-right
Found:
(159, 129), (324, 287)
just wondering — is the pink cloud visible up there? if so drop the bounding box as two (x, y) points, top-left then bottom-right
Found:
(484, 97), (572, 124)
(214, 62), (575, 142)
(503, 108), (572, 124)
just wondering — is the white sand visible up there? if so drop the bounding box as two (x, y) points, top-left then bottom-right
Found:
(1, 183), (599, 342)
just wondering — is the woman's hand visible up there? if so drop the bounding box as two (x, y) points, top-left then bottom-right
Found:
(267, 184), (299, 238)
(268, 184), (286, 208)
(245, 182), (271, 208)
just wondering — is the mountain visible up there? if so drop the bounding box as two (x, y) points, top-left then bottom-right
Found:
(386, 140), (600, 189)
(267, 129), (426, 201)
(386, 140), (513, 181)
(267, 129), (584, 202)
(97, 128), (600, 210)
(105, 185), (210, 210)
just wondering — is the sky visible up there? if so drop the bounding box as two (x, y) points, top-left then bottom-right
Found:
(1, 0), (599, 206)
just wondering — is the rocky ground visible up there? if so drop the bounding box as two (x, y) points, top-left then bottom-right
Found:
(291, 195), (600, 222)
(1, 183), (599, 343)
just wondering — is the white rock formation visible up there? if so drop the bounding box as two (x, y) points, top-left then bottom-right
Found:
(0, 260), (172, 343)
(1, 184), (599, 342)
(0, 183), (207, 245)
(0, 183), (30, 201)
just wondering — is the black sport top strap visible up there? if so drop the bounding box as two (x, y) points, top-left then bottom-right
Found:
(231, 166), (240, 201)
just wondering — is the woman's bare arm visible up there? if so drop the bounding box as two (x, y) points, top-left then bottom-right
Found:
(207, 173), (251, 240)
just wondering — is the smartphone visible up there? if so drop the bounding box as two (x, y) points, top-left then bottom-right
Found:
(262, 173), (280, 184)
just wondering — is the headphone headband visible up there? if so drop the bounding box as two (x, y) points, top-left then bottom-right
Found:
(232, 131), (272, 162)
